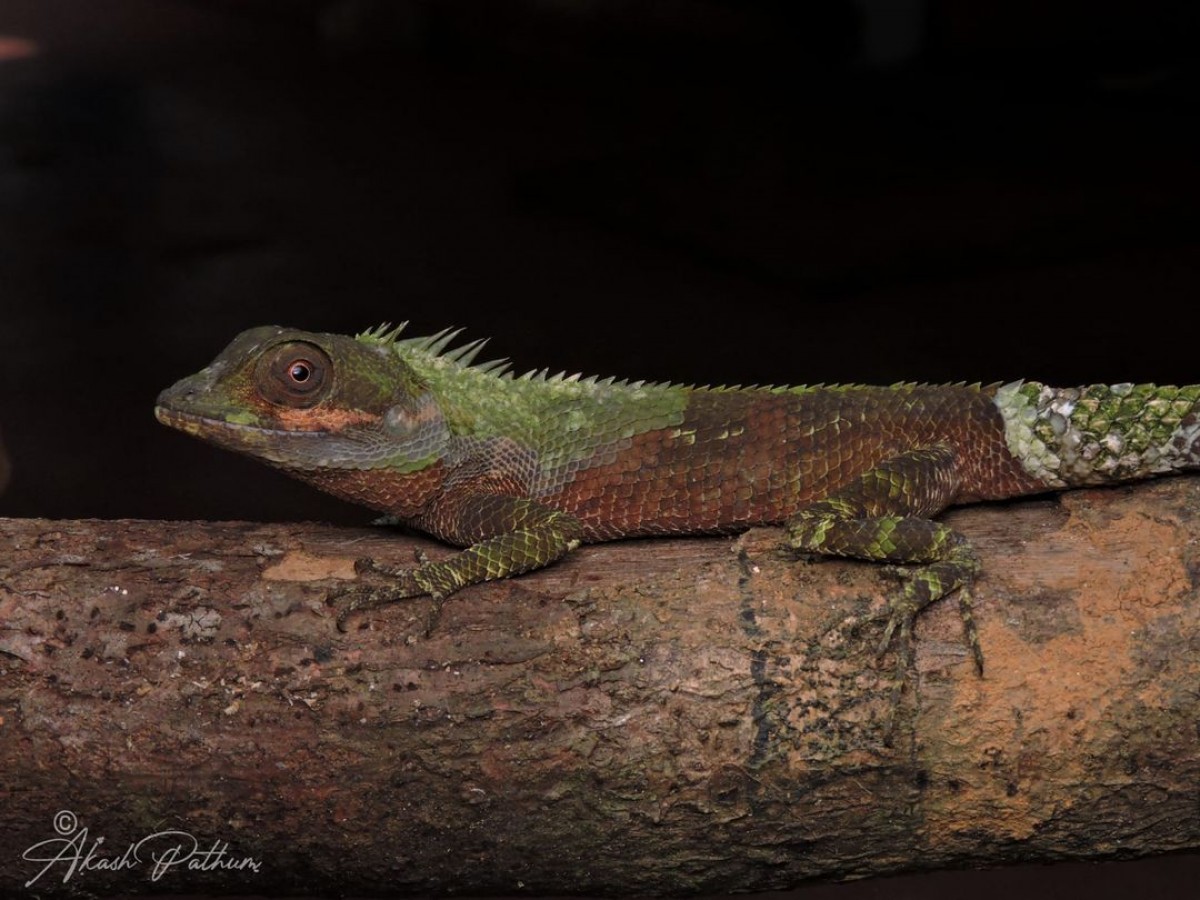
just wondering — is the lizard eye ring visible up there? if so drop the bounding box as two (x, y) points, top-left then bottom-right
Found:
(289, 360), (314, 383)
(258, 341), (332, 408)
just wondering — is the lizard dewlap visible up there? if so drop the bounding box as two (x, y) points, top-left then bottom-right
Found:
(156, 323), (1200, 671)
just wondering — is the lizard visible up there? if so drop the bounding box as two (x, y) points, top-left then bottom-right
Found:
(155, 323), (1200, 673)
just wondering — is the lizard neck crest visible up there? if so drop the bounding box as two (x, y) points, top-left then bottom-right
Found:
(357, 324), (694, 468)
(356, 321), (688, 393)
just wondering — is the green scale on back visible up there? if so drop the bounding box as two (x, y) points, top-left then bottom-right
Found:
(156, 324), (1200, 674)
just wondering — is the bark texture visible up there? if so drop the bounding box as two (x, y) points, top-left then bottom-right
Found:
(2, 478), (1200, 897)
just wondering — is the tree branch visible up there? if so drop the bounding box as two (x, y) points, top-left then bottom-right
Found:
(2, 477), (1200, 896)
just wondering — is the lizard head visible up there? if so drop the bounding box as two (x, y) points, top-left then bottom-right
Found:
(155, 325), (450, 475)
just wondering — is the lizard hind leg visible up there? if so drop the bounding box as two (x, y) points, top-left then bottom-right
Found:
(785, 445), (985, 676)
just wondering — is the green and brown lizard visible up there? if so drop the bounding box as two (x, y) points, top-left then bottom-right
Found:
(155, 324), (1200, 672)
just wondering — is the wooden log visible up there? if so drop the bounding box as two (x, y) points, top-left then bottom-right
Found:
(2, 477), (1199, 896)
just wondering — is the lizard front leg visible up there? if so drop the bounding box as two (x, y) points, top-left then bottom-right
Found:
(333, 494), (584, 632)
(785, 445), (984, 675)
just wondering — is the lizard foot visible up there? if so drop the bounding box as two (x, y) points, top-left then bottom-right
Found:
(330, 563), (446, 634)
(870, 553), (983, 677)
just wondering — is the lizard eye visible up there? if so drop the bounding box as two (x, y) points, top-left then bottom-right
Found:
(258, 341), (332, 408)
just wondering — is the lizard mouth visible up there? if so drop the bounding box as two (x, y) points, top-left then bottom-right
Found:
(154, 405), (210, 438)
(154, 405), (340, 472)
(155, 403), (413, 475)
(155, 405), (249, 437)
(154, 406), (323, 441)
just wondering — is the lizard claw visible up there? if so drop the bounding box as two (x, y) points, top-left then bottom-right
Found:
(420, 592), (448, 637)
(330, 583), (401, 632)
(330, 586), (372, 633)
(874, 594), (918, 679)
(330, 563), (446, 634)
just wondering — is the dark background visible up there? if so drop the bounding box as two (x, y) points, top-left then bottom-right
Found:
(1, 0), (1198, 897)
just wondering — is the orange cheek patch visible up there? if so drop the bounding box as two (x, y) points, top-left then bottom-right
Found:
(275, 407), (380, 432)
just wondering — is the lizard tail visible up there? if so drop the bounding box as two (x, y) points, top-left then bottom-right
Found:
(994, 381), (1200, 489)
